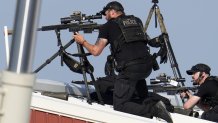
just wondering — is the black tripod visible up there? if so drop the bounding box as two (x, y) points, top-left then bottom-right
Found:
(144, 0), (185, 86)
(34, 30), (103, 104)
(72, 42), (104, 104)
(34, 29), (71, 73)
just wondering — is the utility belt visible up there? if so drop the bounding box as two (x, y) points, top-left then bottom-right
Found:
(115, 58), (150, 72)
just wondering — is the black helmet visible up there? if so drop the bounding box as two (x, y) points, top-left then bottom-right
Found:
(100, 1), (124, 15)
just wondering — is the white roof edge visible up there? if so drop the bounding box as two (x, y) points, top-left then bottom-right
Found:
(31, 92), (161, 123)
(31, 92), (214, 123)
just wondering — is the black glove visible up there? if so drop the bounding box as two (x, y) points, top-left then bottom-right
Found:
(151, 53), (160, 71)
(157, 40), (168, 64)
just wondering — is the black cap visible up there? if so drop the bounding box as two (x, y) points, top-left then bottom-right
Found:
(100, 1), (124, 15)
(186, 63), (211, 75)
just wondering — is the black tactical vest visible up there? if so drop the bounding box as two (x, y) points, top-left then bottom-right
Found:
(115, 15), (146, 43)
(202, 76), (218, 107)
(112, 15), (146, 54)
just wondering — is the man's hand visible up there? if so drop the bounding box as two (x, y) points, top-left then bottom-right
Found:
(73, 32), (86, 45)
(180, 90), (192, 99)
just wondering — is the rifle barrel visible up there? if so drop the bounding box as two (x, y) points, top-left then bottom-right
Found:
(38, 22), (102, 32)
(148, 85), (198, 93)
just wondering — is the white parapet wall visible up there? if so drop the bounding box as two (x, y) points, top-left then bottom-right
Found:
(31, 79), (215, 123)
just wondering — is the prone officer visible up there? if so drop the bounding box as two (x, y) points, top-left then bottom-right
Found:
(181, 63), (218, 122)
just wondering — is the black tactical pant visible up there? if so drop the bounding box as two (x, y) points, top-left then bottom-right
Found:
(93, 75), (150, 105)
(112, 60), (158, 118)
(93, 58), (162, 118)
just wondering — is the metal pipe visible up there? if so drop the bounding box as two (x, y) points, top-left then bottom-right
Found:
(9, 0), (41, 73)
(0, 0), (41, 123)
(3, 26), (10, 68)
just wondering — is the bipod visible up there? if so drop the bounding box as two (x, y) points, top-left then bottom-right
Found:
(34, 29), (74, 73)
(72, 42), (104, 105)
(144, 0), (185, 87)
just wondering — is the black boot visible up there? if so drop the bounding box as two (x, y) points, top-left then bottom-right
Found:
(151, 101), (173, 123)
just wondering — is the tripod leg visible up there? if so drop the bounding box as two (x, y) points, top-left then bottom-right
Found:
(165, 36), (183, 81)
(145, 2), (186, 104)
(77, 43), (92, 104)
(78, 44), (104, 104)
(144, 5), (155, 32)
(34, 39), (75, 73)
(155, 6), (184, 86)
(155, 7), (167, 33)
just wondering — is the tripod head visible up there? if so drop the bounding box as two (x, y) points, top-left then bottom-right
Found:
(152, 0), (159, 4)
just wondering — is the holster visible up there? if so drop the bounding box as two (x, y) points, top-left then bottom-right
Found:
(104, 55), (116, 76)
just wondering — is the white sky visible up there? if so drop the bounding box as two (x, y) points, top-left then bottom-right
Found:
(0, 0), (218, 87)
